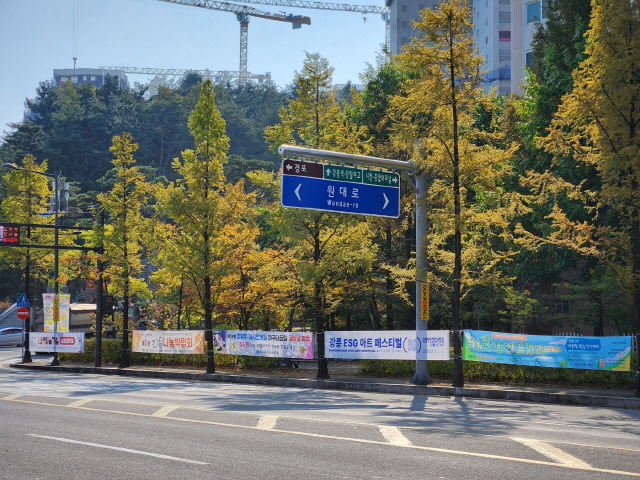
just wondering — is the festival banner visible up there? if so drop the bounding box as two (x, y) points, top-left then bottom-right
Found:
(325, 330), (450, 360)
(42, 293), (70, 333)
(463, 330), (632, 371)
(29, 332), (84, 353)
(213, 330), (314, 359)
(131, 330), (205, 354)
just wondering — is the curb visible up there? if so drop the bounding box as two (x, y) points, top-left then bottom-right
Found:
(10, 363), (640, 410)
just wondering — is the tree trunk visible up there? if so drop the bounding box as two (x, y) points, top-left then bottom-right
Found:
(449, 14), (464, 388)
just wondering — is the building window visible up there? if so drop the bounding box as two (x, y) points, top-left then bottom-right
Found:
(526, 1), (541, 23)
(401, 4), (408, 12)
(499, 11), (510, 23)
(402, 20), (409, 29)
(499, 30), (511, 42)
(71, 76), (78, 84)
(91, 76), (96, 81)
(525, 51), (536, 68)
(499, 49), (510, 61)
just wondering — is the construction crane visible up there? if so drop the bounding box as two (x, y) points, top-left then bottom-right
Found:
(223, 0), (391, 52)
(156, 0), (310, 83)
(97, 66), (272, 84)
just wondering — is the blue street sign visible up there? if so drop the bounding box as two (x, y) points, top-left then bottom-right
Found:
(17, 293), (30, 308)
(281, 174), (400, 218)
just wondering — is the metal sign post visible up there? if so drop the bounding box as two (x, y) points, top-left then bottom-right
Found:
(17, 293), (32, 363)
(278, 145), (433, 384)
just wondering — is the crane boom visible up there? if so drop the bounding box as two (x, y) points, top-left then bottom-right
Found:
(156, 0), (311, 83)
(225, 0), (387, 15)
(98, 66), (272, 83)
(223, 0), (390, 54)
(157, 0), (310, 23)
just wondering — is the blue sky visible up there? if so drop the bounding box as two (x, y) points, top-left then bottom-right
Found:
(0, 0), (387, 138)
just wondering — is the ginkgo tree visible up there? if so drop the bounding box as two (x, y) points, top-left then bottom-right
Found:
(155, 79), (256, 374)
(98, 132), (152, 368)
(1, 155), (53, 301)
(532, 0), (640, 396)
(390, 0), (518, 387)
(264, 52), (376, 379)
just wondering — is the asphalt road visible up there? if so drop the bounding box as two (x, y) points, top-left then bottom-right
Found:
(1, 346), (639, 479)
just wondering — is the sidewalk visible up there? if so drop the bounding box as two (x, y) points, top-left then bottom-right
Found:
(10, 359), (640, 410)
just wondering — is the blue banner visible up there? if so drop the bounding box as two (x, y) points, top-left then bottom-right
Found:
(463, 330), (632, 371)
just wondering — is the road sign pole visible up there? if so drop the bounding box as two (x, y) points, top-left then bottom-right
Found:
(411, 172), (433, 385)
(16, 294), (32, 363)
(278, 145), (436, 383)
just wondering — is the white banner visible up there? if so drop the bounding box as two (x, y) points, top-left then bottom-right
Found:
(132, 330), (205, 354)
(214, 330), (315, 359)
(29, 332), (84, 353)
(325, 330), (450, 360)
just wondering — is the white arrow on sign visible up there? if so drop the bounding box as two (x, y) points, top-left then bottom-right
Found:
(286, 164), (293, 171)
(295, 183), (302, 201)
(383, 193), (389, 209)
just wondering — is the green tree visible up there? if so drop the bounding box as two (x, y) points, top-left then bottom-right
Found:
(265, 53), (375, 378)
(391, 0), (517, 387)
(156, 79), (255, 373)
(0, 155), (53, 302)
(98, 132), (151, 367)
(535, 0), (640, 395)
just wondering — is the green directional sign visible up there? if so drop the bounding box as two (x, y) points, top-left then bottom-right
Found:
(362, 169), (400, 187)
(324, 164), (362, 183)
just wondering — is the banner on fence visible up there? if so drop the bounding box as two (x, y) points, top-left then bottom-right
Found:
(213, 330), (314, 359)
(325, 330), (450, 360)
(29, 332), (84, 353)
(132, 330), (205, 354)
(463, 330), (632, 371)
(42, 293), (70, 332)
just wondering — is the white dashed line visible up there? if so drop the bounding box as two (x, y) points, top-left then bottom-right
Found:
(27, 434), (209, 465)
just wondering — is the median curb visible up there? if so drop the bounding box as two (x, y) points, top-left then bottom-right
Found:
(10, 362), (640, 410)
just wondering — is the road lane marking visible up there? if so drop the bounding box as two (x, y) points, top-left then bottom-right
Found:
(512, 437), (592, 469)
(152, 405), (179, 417)
(27, 434), (209, 465)
(5, 395), (638, 477)
(379, 426), (412, 446)
(257, 414), (278, 430)
(4, 394), (21, 400)
(67, 398), (94, 408)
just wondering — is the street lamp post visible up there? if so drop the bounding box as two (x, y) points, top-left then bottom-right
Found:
(51, 170), (61, 366)
(1, 163), (62, 366)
